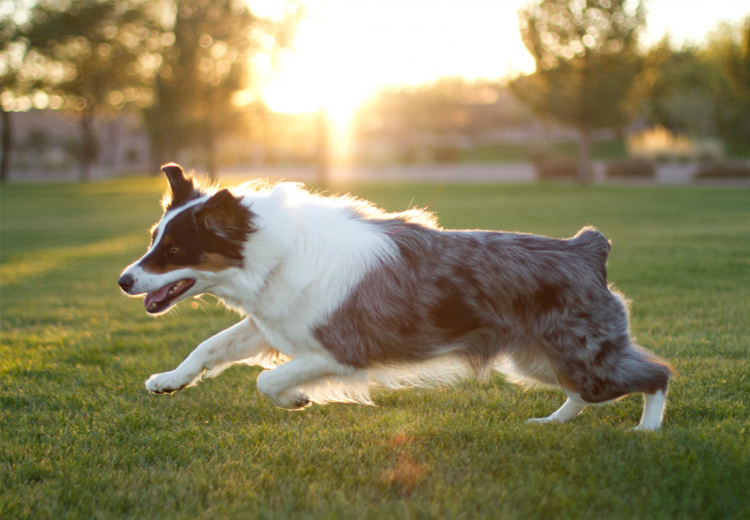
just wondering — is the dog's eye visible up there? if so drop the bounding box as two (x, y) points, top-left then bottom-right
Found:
(168, 246), (182, 256)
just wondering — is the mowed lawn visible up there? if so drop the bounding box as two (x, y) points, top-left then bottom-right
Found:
(1, 178), (749, 519)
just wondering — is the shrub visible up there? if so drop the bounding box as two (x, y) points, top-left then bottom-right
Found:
(605, 158), (656, 179)
(526, 143), (555, 163)
(533, 157), (581, 180)
(627, 126), (723, 162)
(694, 160), (750, 179)
(432, 144), (461, 164)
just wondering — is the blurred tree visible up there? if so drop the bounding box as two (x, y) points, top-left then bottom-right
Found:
(0, 0), (33, 183)
(704, 16), (750, 151)
(144, 0), (298, 178)
(21, 0), (164, 181)
(17, 0), (164, 181)
(0, 14), (15, 184)
(352, 78), (529, 164)
(510, 0), (646, 182)
(0, 102), (8, 184)
(356, 78), (519, 138)
(722, 16), (750, 100)
(637, 37), (715, 136)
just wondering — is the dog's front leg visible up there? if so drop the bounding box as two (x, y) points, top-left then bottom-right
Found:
(146, 317), (272, 394)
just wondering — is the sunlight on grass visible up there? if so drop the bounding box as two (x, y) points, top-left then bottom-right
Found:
(1, 180), (749, 519)
(0, 234), (144, 286)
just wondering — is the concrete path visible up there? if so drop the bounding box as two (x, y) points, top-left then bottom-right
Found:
(219, 161), (749, 186)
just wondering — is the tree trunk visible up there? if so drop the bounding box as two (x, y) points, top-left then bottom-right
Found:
(147, 124), (174, 175)
(150, 145), (162, 175)
(0, 103), (11, 184)
(577, 127), (593, 184)
(79, 108), (95, 182)
(149, 135), (168, 175)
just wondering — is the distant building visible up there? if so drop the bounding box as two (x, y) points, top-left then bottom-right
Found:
(7, 109), (150, 181)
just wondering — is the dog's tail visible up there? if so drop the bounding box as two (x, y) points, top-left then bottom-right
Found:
(569, 226), (610, 286)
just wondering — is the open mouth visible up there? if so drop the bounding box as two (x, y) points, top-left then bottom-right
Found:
(144, 279), (195, 314)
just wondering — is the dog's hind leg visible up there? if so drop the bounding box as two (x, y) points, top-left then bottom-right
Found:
(146, 317), (274, 394)
(545, 338), (672, 430)
(526, 393), (586, 425)
(634, 389), (668, 431)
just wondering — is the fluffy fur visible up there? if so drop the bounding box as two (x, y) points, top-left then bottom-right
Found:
(118, 163), (672, 430)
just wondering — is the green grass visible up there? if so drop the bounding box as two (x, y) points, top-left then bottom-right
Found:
(1, 178), (749, 519)
(460, 140), (628, 163)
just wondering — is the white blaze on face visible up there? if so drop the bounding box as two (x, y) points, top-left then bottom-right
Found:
(147, 197), (209, 257)
(119, 199), (209, 314)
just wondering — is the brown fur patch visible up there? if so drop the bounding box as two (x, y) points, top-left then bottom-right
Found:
(197, 252), (239, 272)
(141, 260), (184, 275)
(141, 250), (238, 274)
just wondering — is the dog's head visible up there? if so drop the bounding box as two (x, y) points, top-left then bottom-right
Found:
(118, 163), (256, 314)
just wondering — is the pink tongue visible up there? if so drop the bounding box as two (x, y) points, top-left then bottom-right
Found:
(144, 284), (172, 309)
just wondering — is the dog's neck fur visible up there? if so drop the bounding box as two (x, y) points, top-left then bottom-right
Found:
(207, 185), (399, 356)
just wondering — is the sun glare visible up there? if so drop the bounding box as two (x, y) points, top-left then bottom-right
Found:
(257, 0), (535, 120)
(256, 0), (750, 119)
(252, 0), (750, 172)
(253, 0), (536, 170)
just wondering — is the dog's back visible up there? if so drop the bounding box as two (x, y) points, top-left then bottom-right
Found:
(316, 219), (670, 403)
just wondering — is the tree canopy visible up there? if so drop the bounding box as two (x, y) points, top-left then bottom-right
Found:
(10, 0), (164, 180)
(2, 0), (298, 181)
(707, 16), (750, 150)
(145, 0), (298, 177)
(510, 0), (646, 181)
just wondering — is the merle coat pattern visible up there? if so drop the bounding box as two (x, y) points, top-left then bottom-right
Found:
(119, 164), (672, 430)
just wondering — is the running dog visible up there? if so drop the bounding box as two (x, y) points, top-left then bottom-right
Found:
(118, 164), (672, 429)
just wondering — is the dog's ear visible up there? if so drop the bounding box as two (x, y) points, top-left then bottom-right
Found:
(162, 162), (187, 188)
(161, 163), (199, 210)
(195, 189), (255, 241)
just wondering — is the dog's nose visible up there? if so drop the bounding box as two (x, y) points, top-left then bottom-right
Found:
(118, 273), (134, 293)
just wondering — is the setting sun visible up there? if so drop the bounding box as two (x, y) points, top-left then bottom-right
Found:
(254, 0), (750, 123)
(256, 0), (535, 120)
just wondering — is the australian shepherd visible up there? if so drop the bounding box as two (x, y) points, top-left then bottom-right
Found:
(118, 163), (672, 430)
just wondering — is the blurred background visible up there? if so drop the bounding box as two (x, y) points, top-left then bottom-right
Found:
(1, 0), (749, 186)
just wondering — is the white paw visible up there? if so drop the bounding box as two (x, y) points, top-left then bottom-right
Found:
(526, 416), (556, 424)
(271, 391), (311, 410)
(632, 423), (661, 432)
(145, 370), (195, 394)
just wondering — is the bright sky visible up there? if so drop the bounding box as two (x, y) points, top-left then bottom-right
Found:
(253, 0), (750, 118)
(645, 0), (749, 47)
